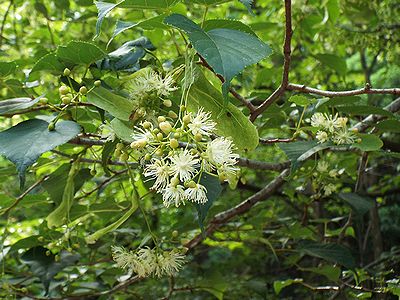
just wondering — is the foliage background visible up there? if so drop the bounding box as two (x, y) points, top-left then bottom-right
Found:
(0, 0), (400, 299)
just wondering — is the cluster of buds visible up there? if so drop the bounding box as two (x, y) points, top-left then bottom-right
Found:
(311, 160), (345, 199)
(310, 113), (358, 145)
(129, 107), (239, 208)
(111, 246), (186, 278)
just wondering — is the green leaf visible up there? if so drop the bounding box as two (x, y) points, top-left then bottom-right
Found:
(339, 193), (374, 215)
(298, 240), (356, 269)
(188, 70), (259, 151)
(21, 246), (80, 294)
(194, 173), (222, 232)
(87, 87), (133, 121)
(0, 95), (44, 115)
(0, 119), (81, 188)
(273, 279), (299, 294)
(301, 265), (341, 281)
(238, 0), (254, 14)
(102, 140), (118, 175)
(315, 53), (347, 76)
(94, 1), (123, 40)
(203, 19), (257, 35)
(120, 0), (180, 9)
(57, 41), (106, 66)
(279, 140), (331, 171)
(376, 119), (400, 133)
(288, 95), (316, 107)
(30, 53), (65, 76)
(336, 105), (394, 117)
(0, 61), (17, 77)
(165, 14), (271, 97)
(110, 118), (134, 142)
(353, 134), (383, 152)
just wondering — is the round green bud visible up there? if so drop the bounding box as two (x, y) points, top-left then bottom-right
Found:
(187, 180), (197, 189)
(79, 86), (88, 95)
(120, 153), (129, 161)
(94, 80), (101, 87)
(171, 177), (180, 187)
(48, 122), (56, 131)
(170, 138), (179, 149)
(114, 149), (121, 157)
(174, 132), (181, 139)
(156, 132), (164, 141)
(172, 230), (179, 238)
(180, 105), (186, 112)
(63, 68), (71, 76)
(61, 96), (71, 104)
(37, 236), (44, 242)
(163, 99), (172, 107)
(194, 133), (203, 142)
(90, 169), (97, 176)
(116, 143), (124, 150)
(155, 148), (164, 156)
(157, 116), (166, 123)
(39, 97), (48, 105)
(153, 128), (160, 134)
(142, 121), (152, 129)
(59, 85), (69, 95)
(144, 153), (152, 161)
(183, 114), (191, 125)
(159, 121), (172, 134)
(168, 110), (178, 119)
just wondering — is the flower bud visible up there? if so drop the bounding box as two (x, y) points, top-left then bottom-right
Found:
(142, 121), (152, 129)
(59, 85), (69, 95)
(144, 153), (152, 161)
(120, 153), (129, 161)
(180, 105), (186, 112)
(39, 97), (48, 105)
(157, 116), (166, 123)
(172, 230), (179, 238)
(171, 177), (180, 187)
(79, 86), (88, 95)
(61, 96), (71, 104)
(63, 68), (71, 76)
(187, 180), (197, 188)
(159, 121), (172, 134)
(155, 148), (164, 156)
(170, 138), (179, 149)
(156, 132), (164, 141)
(116, 143), (124, 150)
(94, 80), (101, 87)
(194, 133), (203, 142)
(48, 122), (56, 131)
(163, 99), (172, 107)
(183, 114), (191, 125)
(168, 110), (178, 119)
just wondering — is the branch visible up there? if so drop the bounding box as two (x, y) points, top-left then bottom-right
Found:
(286, 83), (400, 97)
(0, 0), (13, 47)
(250, 0), (292, 121)
(237, 158), (290, 171)
(185, 169), (289, 249)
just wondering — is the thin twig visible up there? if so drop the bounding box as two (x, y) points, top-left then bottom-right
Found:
(0, 0), (13, 47)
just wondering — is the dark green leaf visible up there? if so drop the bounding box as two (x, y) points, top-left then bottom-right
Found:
(339, 193), (374, 215)
(315, 53), (347, 76)
(376, 120), (400, 132)
(0, 119), (81, 188)
(336, 105), (394, 117)
(353, 134), (383, 152)
(57, 41), (106, 66)
(120, 0), (180, 9)
(94, 1), (122, 39)
(30, 53), (65, 76)
(288, 95), (316, 107)
(0, 61), (17, 77)
(203, 19), (256, 35)
(110, 118), (134, 142)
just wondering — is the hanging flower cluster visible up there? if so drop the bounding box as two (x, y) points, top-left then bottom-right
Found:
(311, 160), (345, 199)
(130, 108), (239, 208)
(310, 113), (357, 145)
(127, 68), (178, 121)
(111, 246), (186, 278)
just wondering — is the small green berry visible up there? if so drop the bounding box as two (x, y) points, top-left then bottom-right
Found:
(94, 80), (101, 87)
(170, 138), (179, 149)
(61, 96), (71, 104)
(142, 121), (152, 129)
(48, 122), (55, 131)
(79, 86), (88, 95)
(63, 68), (71, 76)
(163, 99), (172, 107)
(172, 230), (179, 238)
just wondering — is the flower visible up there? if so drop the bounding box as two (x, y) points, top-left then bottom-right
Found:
(100, 123), (116, 142)
(111, 246), (150, 278)
(184, 183), (208, 204)
(131, 126), (154, 146)
(316, 161), (329, 173)
(332, 129), (356, 145)
(323, 183), (337, 196)
(316, 130), (329, 143)
(144, 159), (170, 191)
(310, 113), (326, 128)
(169, 150), (199, 182)
(156, 249), (186, 277)
(188, 107), (216, 136)
(206, 137), (239, 166)
(163, 184), (186, 207)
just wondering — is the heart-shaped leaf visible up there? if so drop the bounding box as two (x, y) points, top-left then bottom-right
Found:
(0, 119), (81, 188)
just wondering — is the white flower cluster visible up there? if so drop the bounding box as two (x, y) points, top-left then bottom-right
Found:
(111, 246), (186, 278)
(310, 113), (357, 145)
(128, 68), (178, 120)
(312, 160), (344, 198)
(130, 108), (239, 207)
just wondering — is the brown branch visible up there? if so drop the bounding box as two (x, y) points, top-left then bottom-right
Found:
(250, 0), (292, 121)
(0, 103), (94, 117)
(237, 158), (290, 171)
(259, 137), (294, 144)
(185, 169), (289, 249)
(286, 83), (400, 97)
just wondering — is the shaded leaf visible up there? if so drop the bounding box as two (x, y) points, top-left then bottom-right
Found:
(0, 61), (17, 77)
(120, 0), (180, 9)
(315, 53), (347, 76)
(0, 95), (44, 115)
(30, 53), (65, 76)
(57, 41), (106, 66)
(339, 193), (374, 215)
(94, 1), (123, 40)
(353, 134), (383, 152)
(110, 118), (134, 142)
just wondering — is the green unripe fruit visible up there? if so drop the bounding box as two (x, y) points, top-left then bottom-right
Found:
(48, 122), (56, 131)
(194, 133), (203, 142)
(157, 116), (166, 123)
(172, 230), (179, 238)
(153, 128), (160, 134)
(163, 99), (172, 107)
(94, 80), (101, 87)
(61, 96), (71, 104)
(120, 153), (129, 161)
(79, 86), (88, 95)
(63, 68), (71, 76)
(159, 121), (172, 134)
(168, 110), (178, 119)
(142, 121), (152, 129)
(183, 114), (191, 125)
(170, 138), (179, 149)
(59, 85), (69, 95)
